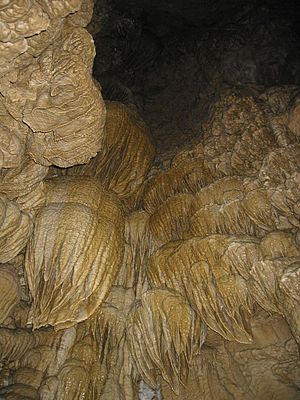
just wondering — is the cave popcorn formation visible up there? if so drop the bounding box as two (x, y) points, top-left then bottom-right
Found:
(0, 0), (300, 399)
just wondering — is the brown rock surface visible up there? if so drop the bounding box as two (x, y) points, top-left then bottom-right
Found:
(0, 1), (299, 399)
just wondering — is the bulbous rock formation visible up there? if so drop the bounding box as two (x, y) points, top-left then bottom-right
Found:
(54, 100), (155, 210)
(0, 0), (300, 399)
(0, 157), (48, 214)
(23, 26), (106, 168)
(0, 0), (106, 175)
(25, 176), (125, 330)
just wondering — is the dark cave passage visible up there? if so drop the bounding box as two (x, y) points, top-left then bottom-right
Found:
(91, 0), (300, 158)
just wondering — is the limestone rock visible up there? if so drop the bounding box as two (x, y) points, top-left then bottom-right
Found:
(0, 195), (32, 263)
(25, 177), (125, 330)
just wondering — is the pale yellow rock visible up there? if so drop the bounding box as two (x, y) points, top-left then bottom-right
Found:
(127, 289), (205, 394)
(23, 26), (106, 168)
(0, 99), (28, 169)
(39, 376), (59, 400)
(0, 265), (21, 323)
(260, 231), (300, 259)
(0, 157), (48, 213)
(0, 195), (32, 262)
(149, 193), (195, 246)
(249, 259), (284, 314)
(25, 177), (125, 330)
(143, 168), (186, 214)
(143, 159), (216, 214)
(193, 176), (244, 208)
(0, 1), (49, 42)
(0, 1), (299, 396)
(65, 101), (155, 209)
(89, 286), (135, 354)
(66, 0), (94, 27)
(20, 345), (56, 372)
(26, 17), (64, 58)
(42, 326), (77, 376)
(161, 312), (300, 400)
(190, 201), (257, 238)
(0, 327), (35, 362)
(0, 38), (28, 65)
(259, 144), (300, 187)
(38, 0), (83, 19)
(242, 188), (279, 231)
(0, 0), (50, 74)
(88, 361), (108, 399)
(190, 190), (279, 239)
(277, 259), (300, 344)
(199, 91), (277, 176)
(230, 123), (275, 176)
(280, 261), (300, 303)
(0, 125), (24, 169)
(115, 211), (152, 291)
(55, 360), (90, 399)
(287, 95), (300, 137)
(13, 367), (43, 390)
(80, 287), (137, 399)
(41, 332), (106, 400)
(147, 235), (261, 343)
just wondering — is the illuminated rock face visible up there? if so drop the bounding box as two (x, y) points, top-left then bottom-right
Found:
(0, 1), (300, 399)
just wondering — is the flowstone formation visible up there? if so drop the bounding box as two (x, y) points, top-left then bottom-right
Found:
(0, 0), (300, 399)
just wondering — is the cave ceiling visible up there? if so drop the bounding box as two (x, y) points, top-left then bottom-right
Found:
(0, 0), (300, 399)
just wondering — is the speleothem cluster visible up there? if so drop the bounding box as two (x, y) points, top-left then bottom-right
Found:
(0, 1), (299, 399)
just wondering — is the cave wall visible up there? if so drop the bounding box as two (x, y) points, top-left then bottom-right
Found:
(0, 0), (300, 399)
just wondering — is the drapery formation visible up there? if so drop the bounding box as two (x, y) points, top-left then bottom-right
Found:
(0, 1), (299, 399)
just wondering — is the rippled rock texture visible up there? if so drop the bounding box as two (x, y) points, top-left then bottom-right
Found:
(0, 0), (300, 399)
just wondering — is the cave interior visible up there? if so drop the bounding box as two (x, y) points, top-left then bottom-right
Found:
(0, 0), (300, 399)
